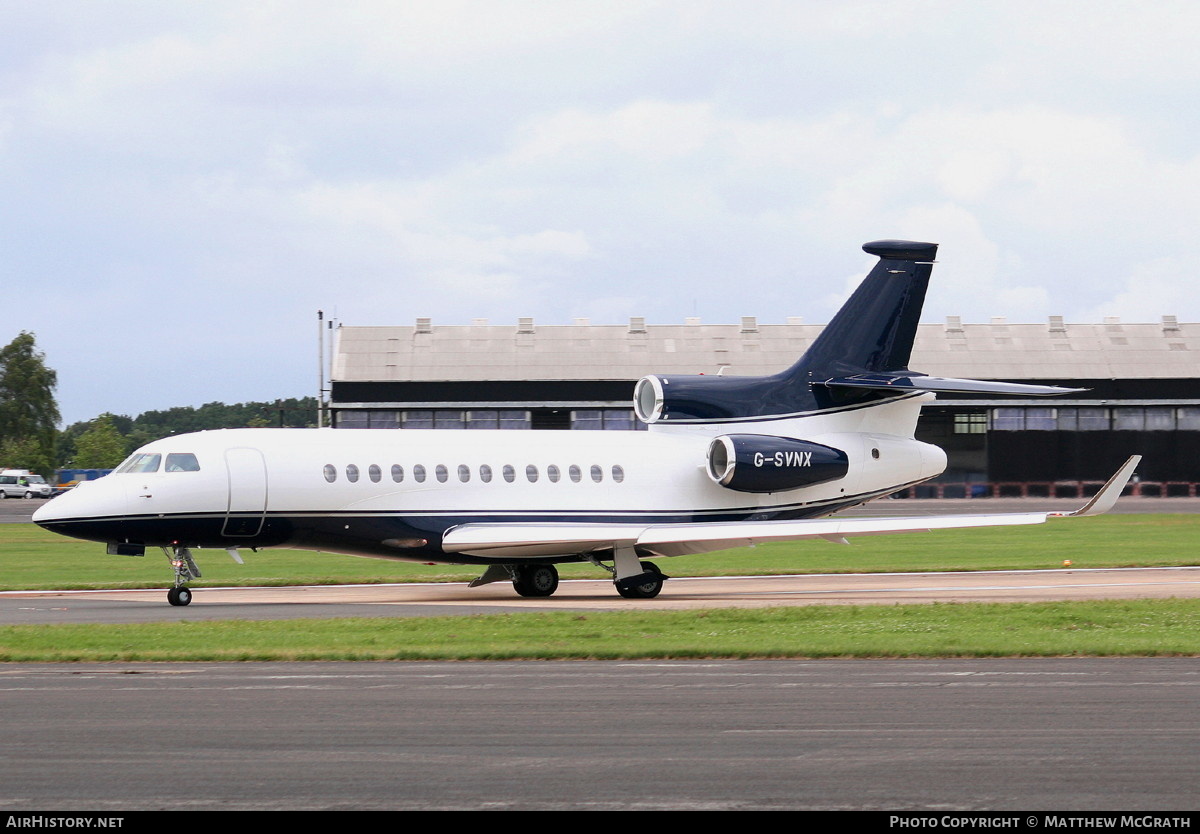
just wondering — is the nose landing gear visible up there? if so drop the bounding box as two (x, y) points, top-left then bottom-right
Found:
(164, 545), (201, 606)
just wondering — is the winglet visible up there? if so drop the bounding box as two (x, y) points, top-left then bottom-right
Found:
(1052, 455), (1142, 518)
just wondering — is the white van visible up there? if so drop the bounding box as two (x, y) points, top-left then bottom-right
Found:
(0, 470), (53, 499)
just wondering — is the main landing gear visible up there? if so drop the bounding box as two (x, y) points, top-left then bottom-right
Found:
(513, 564), (559, 598)
(615, 560), (665, 599)
(469, 552), (670, 599)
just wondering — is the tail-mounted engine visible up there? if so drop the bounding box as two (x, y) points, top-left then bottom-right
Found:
(706, 434), (849, 493)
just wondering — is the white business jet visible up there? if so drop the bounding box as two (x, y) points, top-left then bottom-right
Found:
(34, 240), (1140, 606)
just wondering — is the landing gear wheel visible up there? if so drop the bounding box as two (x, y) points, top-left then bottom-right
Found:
(616, 561), (664, 599)
(167, 586), (192, 607)
(513, 564), (559, 598)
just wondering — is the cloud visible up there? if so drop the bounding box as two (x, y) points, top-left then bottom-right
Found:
(5, 1), (1200, 424)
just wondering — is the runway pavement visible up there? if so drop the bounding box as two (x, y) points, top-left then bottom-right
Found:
(4, 566), (1200, 624)
(2, 658), (1198, 810)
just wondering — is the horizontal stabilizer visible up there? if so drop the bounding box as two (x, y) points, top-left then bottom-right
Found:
(818, 373), (1088, 397)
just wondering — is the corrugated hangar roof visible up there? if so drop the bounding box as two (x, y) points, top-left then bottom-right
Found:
(332, 315), (1197, 382)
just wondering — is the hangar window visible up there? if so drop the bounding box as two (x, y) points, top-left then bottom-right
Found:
(479, 464), (493, 483)
(590, 465), (603, 483)
(569, 465), (582, 483)
(526, 464), (539, 483)
(323, 464), (337, 483)
(572, 409), (641, 431)
(391, 464), (404, 483)
(368, 411), (399, 429)
(402, 411), (434, 429)
(991, 408), (1024, 431)
(368, 464), (382, 483)
(1023, 408), (1055, 430)
(991, 407), (1056, 431)
(1075, 408), (1109, 431)
(435, 464), (449, 483)
(434, 411), (466, 430)
(498, 410), (532, 430)
(1178, 407), (1200, 430)
(952, 414), (986, 434)
(346, 464), (360, 483)
(466, 410), (498, 429)
(165, 453), (201, 472)
(502, 464), (516, 483)
(458, 464), (470, 483)
(1110, 407), (1174, 431)
(413, 464), (426, 483)
(335, 411), (369, 429)
(1145, 408), (1176, 431)
(547, 464), (561, 483)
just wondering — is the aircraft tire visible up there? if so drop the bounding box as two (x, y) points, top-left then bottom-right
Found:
(167, 586), (193, 607)
(616, 562), (664, 599)
(513, 565), (559, 598)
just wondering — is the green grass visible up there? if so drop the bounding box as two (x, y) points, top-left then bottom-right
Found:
(3, 514), (1199, 591)
(3, 516), (1199, 661)
(1, 600), (1198, 661)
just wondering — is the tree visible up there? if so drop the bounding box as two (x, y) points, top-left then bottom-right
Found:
(72, 414), (127, 469)
(0, 436), (53, 474)
(0, 332), (60, 472)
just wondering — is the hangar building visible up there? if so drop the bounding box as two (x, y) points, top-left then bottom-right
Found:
(330, 315), (1199, 495)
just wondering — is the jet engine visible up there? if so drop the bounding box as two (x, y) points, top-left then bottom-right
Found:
(706, 434), (849, 493)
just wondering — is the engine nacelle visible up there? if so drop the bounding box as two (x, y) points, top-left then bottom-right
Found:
(634, 374), (794, 423)
(706, 435), (849, 493)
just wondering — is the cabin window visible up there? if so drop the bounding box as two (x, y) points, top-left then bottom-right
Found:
(502, 464), (516, 483)
(526, 464), (539, 483)
(479, 464), (493, 482)
(165, 453), (200, 472)
(346, 464), (360, 483)
(368, 464), (382, 483)
(611, 465), (625, 483)
(435, 464), (449, 483)
(391, 464), (404, 482)
(323, 464), (337, 483)
(457, 464), (470, 483)
(547, 464), (561, 483)
(116, 453), (161, 474)
(590, 464), (603, 483)
(569, 465), (582, 483)
(414, 464), (427, 483)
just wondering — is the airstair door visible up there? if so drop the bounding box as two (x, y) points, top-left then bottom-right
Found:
(223, 448), (267, 537)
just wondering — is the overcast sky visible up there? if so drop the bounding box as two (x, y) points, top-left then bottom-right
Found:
(5, 1), (1199, 426)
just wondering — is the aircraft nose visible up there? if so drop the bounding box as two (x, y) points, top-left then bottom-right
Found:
(32, 488), (91, 527)
(31, 497), (58, 525)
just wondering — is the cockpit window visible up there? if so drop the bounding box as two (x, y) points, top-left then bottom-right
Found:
(115, 453), (162, 474)
(165, 453), (200, 472)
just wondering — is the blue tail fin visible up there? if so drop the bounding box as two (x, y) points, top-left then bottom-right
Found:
(633, 239), (1081, 425)
(787, 240), (936, 381)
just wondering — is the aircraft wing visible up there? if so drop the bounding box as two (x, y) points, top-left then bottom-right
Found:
(442, 456), (1141, 559)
